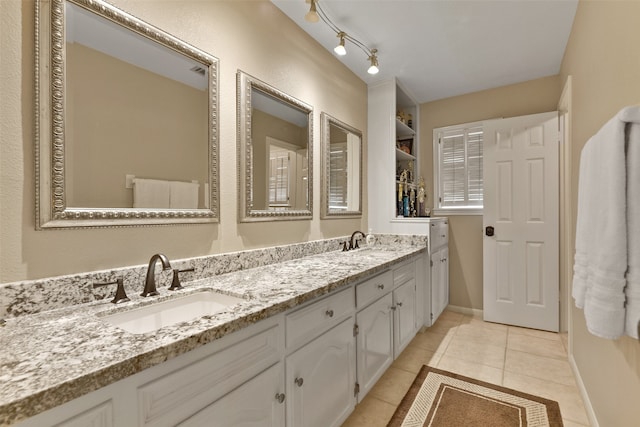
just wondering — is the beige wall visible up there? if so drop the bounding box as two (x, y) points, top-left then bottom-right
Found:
(0, 0), (367, 283)
(419, 75), (561, 309)
(560, 1), (640, 426)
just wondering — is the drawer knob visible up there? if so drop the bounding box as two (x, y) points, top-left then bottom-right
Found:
(275, 393), (286, 404)
(397, 302), (403, 307)
(377, 284), (385, 290)
(325, 309), (334, 318)
(442, 234), (446, 238)
(295, 377), (304, 387)
(390, 306), (397, 311)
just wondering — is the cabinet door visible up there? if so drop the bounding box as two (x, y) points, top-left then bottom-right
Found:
(414, 253), (429, 328)
(178, 362), (285, 427)
(356, 293), (393, 401)
(431, 248), (449, 323)
(286, 317), (356, 427)
(393, 279), (417, 356)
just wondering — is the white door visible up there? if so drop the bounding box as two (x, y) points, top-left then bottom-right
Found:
(286, 318), (356, 427)
(393, 279), (417, 356)
(356, 293), (394, 402)
(483, 112), (559, 331)
(178, 363), (285, 427)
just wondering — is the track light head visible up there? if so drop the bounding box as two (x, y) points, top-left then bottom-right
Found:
(367, 49), (379, 75)
(305, 0), (319, 23)
(334, 32), (347, 56)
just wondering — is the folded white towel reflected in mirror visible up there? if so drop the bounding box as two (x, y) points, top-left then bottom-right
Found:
(133, 178), (170, 209)
(169, 181), (199, 209)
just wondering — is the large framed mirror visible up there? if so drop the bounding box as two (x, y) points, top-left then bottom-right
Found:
(237, 71), (313, 222)
(320, 113), (363, 218)
(35, 0), (219, 228)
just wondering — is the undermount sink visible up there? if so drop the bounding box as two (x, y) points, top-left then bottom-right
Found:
(100, 290), (244, 334)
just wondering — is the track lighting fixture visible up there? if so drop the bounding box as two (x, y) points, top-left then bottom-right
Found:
(334, 32), (346, 56)
(304, 0), (379, 74)
(367, 49), (379, 75)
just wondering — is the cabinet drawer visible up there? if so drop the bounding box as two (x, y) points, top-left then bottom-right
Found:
(430, 220), (448, 250)
(356, 270), (393, 308)
(286, 287), (354, 350)
(393, 261), (415, 287)
(138, 322), (282, 427)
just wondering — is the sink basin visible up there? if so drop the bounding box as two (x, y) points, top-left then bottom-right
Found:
(100, 290), (244, 334)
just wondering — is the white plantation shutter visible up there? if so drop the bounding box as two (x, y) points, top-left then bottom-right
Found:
(269, 151), (290, 206)
(329, 143), (348, 210)
(437, 124), (483, 209)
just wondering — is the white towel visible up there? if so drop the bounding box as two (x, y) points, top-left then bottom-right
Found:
(625, 117), (640, 339)
(169, 181), (199, 209)
(133, 178), (170, 209)
(572, 105), (640, 339)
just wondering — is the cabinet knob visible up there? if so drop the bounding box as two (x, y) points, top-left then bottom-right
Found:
(397, 302), (403, 307)
(275, 393), (285, 404)
(325, 309), (334, 318)
(390, 306), (397, 311)
(377, 284), (385, 290)
(294, 377), (304, 387)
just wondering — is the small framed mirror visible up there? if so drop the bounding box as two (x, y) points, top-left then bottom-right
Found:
(35, 0), (219, 228)
(320, 113), (363, 218)
(237, 71), (313, 222)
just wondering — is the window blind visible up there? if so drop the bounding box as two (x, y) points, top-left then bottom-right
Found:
(439, 125), (483, 208)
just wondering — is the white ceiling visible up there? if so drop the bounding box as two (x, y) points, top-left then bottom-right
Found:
(271, 0), (578, 103)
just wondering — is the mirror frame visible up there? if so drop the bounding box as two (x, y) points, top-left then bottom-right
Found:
(35, 0), (219, 228)
(320, 112), (363, 219)
(237, 71), (313, 222)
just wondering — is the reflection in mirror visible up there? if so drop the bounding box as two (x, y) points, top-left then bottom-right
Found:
(35, 0), (219, 228)
(321, 113), (362, 218)
(237, 71), (313, 222)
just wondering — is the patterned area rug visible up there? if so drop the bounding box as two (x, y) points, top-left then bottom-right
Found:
(388, 366), (563, 427)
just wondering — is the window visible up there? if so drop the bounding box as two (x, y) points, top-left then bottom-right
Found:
(433, 122), (483, 214)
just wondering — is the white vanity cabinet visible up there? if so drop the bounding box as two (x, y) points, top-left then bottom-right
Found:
(284, 286), (357, 427)
(354, 259), (419, 402)
(429, 219), (449, 324)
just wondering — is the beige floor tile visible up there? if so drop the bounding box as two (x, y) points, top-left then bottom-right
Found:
(436, 355), (503, 386)
(503, 371), (590, 425)
(426, 318), (460, 335)
(507, 332), (567, 359)
(443, 336), (506, 369)
(508, 325), (563, 342)
(409, 329), (454, 353)
(392, 342), (440, 374)
(367, 366), (417, 406)
(340, 395), (397, 427)
(560, 332), (569, 352)
(504, 349), (576, 387)
(454, 322), (509, 347)
(462, 316), (510, 331)
(562, 419), (591, 427)
(436, 309), (465, 323)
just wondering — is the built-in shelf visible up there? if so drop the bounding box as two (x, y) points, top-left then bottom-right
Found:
(395, 148), (416, 161)
(395, 119), (415, 138)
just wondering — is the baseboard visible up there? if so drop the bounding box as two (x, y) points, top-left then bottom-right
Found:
(446, 304), (483, 318)
(568, 353), (599, 427)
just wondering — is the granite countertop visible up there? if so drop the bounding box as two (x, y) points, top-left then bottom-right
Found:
(0, 243), (425, 425)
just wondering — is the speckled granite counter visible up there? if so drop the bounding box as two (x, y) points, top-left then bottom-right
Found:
(0, 240), (426, 425)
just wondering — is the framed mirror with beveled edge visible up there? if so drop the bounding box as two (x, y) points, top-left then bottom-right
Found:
(35, 0), (219, 228)
(237, 71), (313, 222)
(320, 113), (363, 219)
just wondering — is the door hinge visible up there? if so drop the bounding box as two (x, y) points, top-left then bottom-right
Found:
(430, 312), (434, 320)
(430, 260), (433, 267)
(353, 324), (359, 336)
(354, 382), (360, 397)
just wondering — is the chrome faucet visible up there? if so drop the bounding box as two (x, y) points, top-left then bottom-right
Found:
(141, 253), (172, 297)
(349, 230), (366, 250)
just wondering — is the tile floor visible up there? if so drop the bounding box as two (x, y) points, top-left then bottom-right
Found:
(341, 309), (591, 426)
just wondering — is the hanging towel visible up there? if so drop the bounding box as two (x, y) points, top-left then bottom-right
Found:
(169, 181), (199, 209)
(625, 116), (640, 339)
(133, 178), (170, 209)
(572, 105), (640, 339)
